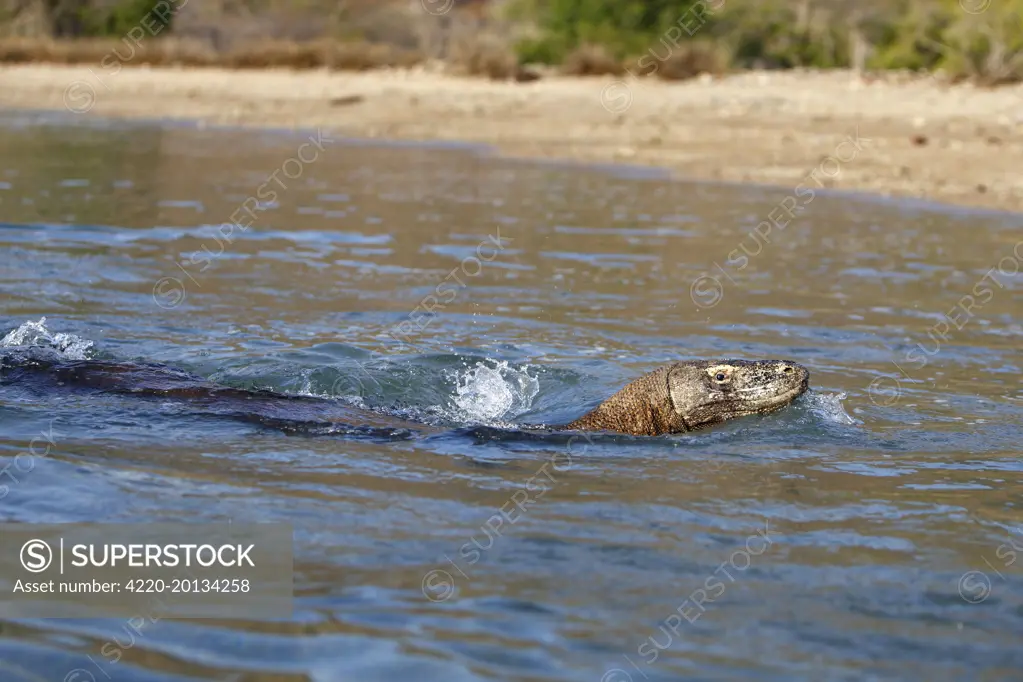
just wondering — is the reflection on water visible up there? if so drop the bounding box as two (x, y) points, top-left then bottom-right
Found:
(0, 110), (1021, 682)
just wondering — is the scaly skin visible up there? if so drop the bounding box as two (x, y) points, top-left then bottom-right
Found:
(559, 359), (810, 436)
(1, 351), (809, 437)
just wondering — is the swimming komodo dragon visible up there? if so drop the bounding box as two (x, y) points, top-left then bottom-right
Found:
(563, 359), (809, 435)
(1, 353), (809, 437)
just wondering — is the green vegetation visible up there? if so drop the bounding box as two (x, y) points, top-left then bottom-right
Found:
(86, 0), (174, 37)
(40, 0), (175, 37)
(0, 0), (1021, 84)
(511, 0), (1023, 83)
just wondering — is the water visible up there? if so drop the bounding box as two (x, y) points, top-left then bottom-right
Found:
(0, 110), (1021, 682)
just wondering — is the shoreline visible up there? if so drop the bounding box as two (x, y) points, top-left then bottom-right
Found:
(1, 63), (1022, 213)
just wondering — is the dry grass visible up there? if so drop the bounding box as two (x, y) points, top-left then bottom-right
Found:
(0, 38), (53, 63)
(129, 38), (218, 67)
(331, 42), (423, 71)
(448, 35), (520, 80)
(0, 37), (216, 66)
(655, 41), (731, 81)
(0, 1), (524, 81)
(0, 32), (717, 81)
(218, 39), (424, 71)
(225, 39), (333, 69)
(0, 37), (422, 71)
(560, 43), (623, 76)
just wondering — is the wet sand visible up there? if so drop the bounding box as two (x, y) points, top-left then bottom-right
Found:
(1, 63), (1021, 213)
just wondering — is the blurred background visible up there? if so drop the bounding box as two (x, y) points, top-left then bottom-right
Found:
(0, 0), (1020, 85)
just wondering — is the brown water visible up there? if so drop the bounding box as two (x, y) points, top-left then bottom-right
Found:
(0, 111), (1021, 682)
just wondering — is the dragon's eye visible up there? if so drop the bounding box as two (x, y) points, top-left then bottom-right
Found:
(715, 372), (727, 381)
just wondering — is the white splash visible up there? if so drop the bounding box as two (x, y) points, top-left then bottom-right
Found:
(0, 317), (94, 360)
(449, 360), (540, 424)
(806, 390), (858, 425)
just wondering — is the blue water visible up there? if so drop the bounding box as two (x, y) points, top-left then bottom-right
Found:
(0, 112), (1022, 682)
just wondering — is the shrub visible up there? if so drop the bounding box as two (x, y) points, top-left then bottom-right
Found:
(937, 0), (1023, 84)
(561, 43), (622, 75)
(449, 35), (519, 80)
(655, 40), (730, 80)
(865, 0), (950, 71)
(711, 0), (849, 69)
(76, 0), (176, 38)
(515, 35), (570, 65)
(511, 0), (705, 60)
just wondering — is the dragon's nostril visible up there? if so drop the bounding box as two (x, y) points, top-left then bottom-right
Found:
(783, 366), (793, 373)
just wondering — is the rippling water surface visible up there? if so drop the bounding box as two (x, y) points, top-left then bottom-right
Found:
(0, 111), (1021, 682)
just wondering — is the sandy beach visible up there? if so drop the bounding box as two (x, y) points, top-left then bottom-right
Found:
(2, 62), (1022, 213)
